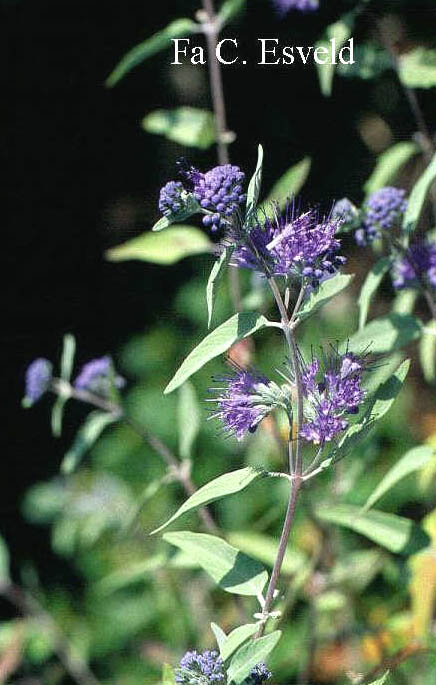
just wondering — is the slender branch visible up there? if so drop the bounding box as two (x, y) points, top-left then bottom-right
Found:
(1, 583), (100, 685)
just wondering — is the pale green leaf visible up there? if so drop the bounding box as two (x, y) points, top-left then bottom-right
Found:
(227, 531), (306, 576)
(362, 446), (434, 512)
(211, 622), (227, 650)
(364, 142), (418, 196)
(403, 151), (436, 234)
(221, 623), (259, 662)
(419, 321), (436, 384)
(177, 381), (200, 459)
(0, 536), (10, 587)
(368, 671), (390, 685)
(207, 247), (233, 329)
(61, 411), (118, 475)
(227, 631), (281, 684)
(357, 257), (392, 329)
(106, 226), (212, 265)
(142, 107), (216, 149)
(316, 11), (355, 97)
(106, 18), (198, 87)
(399, 47), (436, 89)
(262, 157), (311, 213)
(163, 531), (268, 596)
(316, 504), (430, 555)
(347, 313), (422, 354)
(393, 288), (418, 314)
(162, 664), (176, 685)
(217, 0), (246, 27)
(297, 274), (354, 323)
(152, 468), (261, 535)
(246, 145), (264, 219)
(164, 312), (268, 394)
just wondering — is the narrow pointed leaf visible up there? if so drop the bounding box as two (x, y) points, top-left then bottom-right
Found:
(177, 382), (200, 459)
(297, 274), (354, 323)
(217, 0), (246, 27)
(0, 535), (10, 587)
(362, 446), (434, 512)
(164, 312), (268, 394)
(227, 531), (306, 576)
(207, 247), (234, 329)
(368, 673), (390, 685)
(403, 151), (436, 234)
(358, 257), (392, 329)
(163, 531), (268, 596)
(364, 142), (418, 196)
(227, 631), (281, 684)
(142, 107), (216, 149)
(246, 145), (264, 219)
(105, 18), (198, 87)
(316, 504), (430, 555)
(61, 411), (119, 474)
(221, 623), (259, 662)
(419, 321), (436, 384)
(262, 157), (311, 213)
(316, 11), (355, 97)
(399, 47), (436, 89)
(51, 333), (76, 438)
(106, 227), (211, 265)
(152, 468), (261, 535)
(211, 622), (227, 651)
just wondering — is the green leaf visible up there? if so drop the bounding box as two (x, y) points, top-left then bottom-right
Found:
(227, 532), (306, 576)
(217, 0), (246, 27)
(246, 145), (264, 220)
(0, 535), (10, 587)
(95, 553), (168, 596)
(337, 41), (391, 82)
(162, 664), (176, 685)
(261, 157), (311, 213)
(227, 631), (281, 684)
(420, 321), (436, 384)
(368, 673), (390, 685)
(164, 312), (268, 394)
(177, 382), (200, 459)
(142, 107), (216, 149)
(347, 313), (422, 354)
(207, 247), (234, 329)
(364, 142), (418, 196)
(357, 257), (392, 330)
(151, 468), (261, 535)
(163, 531), (268, 596)
(106, 226), (212, 265)
(211, 622), (227, 650)
(362, 446), (434, 512)
(316, 11), (356, 97)
(403, 151), (436, 234)
(60, 411), (118, 475)
(297, 274), (354, 323)
(220, 623), (259, 662)
(51, 333), (76, 438)
(393, 288), (418, 314)
(105, 18), (198, 87)
(316, 504), (430, 555)
(399, 47), (436, 89)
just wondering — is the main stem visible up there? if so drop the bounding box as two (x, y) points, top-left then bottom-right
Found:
(256, 278), (304, 638)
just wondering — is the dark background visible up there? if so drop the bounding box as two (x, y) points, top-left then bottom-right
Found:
(2, 0), (436, 581)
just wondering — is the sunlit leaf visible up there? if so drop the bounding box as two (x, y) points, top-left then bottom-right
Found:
(227, 531), (306, 576)
(297, 274), (354, 323)
(211, 622), (227, 650)
(316, 504), (430, 555)
(227, 631), (281, 684)
(161, 664), (176, 685)
(207, 247), (233, 329)
(61, 411), (119, 474)
(403, 151), (436, 234)
(105, 18), (198, 87)
(409, 509), (436, 639)
(399, 47), (436, 89)
(364, 142), (418, 196)
(357, 257), (392, 330)
(177, 381), (200, 459)
(163, 531), (268, 596)
(419, 321), (436, 384)
(220, 623), (259, 662)
(363, 446), (434, 512)
(316, 11), (355, 97)
(106, 227), (212, 265)
(164, 312), (268, 394)
(347, 314), (422, 354)
(142, 107), (216, 149)
(152, 468), (262, 535)
(367, 673), (390, 685)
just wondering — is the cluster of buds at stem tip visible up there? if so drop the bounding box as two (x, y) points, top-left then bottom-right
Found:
(175, 649), (272, 685)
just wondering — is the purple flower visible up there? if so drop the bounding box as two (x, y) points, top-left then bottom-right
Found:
(209, 365), (278, 441)
(159, 181), (185, 217)
(392, 240), (436, 291)
(273, 0), (319, 14)
(191, 164), (246, 231)
(231, 204), (345, 287)
(25, 358), (53, 404)
(175, 650), (225, 684)
(249, 662), (272, 684)
(74, 356), (125, 396)
(331, 198), (358, 225)
(356, 187), (407, 246)
(299, 351), (367, 445)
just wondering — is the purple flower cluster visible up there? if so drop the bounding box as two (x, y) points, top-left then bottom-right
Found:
(356, 187), (407, 246)
(331, 198), (357, 226)
(25, 358), (53, 404)
(159, 181), (184, 217)
(273, 0), (319, 14)
(392, 240), (436, 291)
(231, 205), (345, 287)
(300, 351), (366, 445)
(175, 650), (225, 684)
(249, 662), (272, 684)
(192, 164), (246, 231)
(74, 356), (125, 396)
(209, 365), (273, 441)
